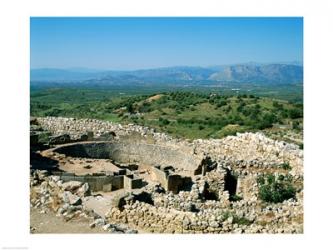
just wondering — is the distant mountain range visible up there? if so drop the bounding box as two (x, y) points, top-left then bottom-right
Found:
(30, 63), (303, 86)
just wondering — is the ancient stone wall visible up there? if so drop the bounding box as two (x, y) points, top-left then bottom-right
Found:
(35, 118), (303, 179)
(106, 203), (225, 233)
(52, 141), (203, 175)
(30, 117), (304, 234)
(35, 116), (172, 141)
(52, 172), (124, 192)
(150, 166), (193, 193)
(151, 166), (169, 189)
(123, 175), (143, 190)
(193, 132), (303, 177)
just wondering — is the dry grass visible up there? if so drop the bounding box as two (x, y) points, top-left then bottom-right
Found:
(146, 94), (163, 102)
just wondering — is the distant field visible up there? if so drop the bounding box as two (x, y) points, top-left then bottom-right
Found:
(30, 83), (303, 102)
(30, 85), (303, 141)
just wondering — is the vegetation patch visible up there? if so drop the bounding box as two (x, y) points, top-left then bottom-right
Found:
(280, 162), (292, 170)
(31, 89), (303, 140)
(257, 174), (296, 203)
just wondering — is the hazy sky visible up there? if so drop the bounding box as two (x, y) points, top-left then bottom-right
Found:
(30, 17), (303, 70)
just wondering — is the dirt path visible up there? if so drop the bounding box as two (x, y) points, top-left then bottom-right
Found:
(30, 208), (108, 234)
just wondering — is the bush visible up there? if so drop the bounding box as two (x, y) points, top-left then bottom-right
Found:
(273, 101), (283, 109)
(292, 121), (300, 130)
(280, 162), (291, 170)
(257, 175), (265, 186)
(125, 102), (135, 113)
(217, 100), (227, 107)
(230, 194), (243, 202)
(220, 211), (252, 225)
(136, 100), (153, 112)
(288, 108), (303, 119)
(257, 174), (296, 203)
(233, 216), (252, 226)
(158, 117), (170, 125)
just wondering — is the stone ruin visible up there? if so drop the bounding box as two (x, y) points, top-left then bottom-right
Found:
(39, 141), (210, 194)
(30, 117), (304, 234)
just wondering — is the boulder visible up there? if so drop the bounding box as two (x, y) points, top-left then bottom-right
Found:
(97, 131), (116, 141)
(76, 183), (90, 197)
(62, 181), (83, 192)
(62, 191), (82, 205)
(102, 223), (112, 231)
(209, 221), (220, 228)
(110, 192), (131, 209)
(79, 131), (94, 141)
(49, 134), (71, 145)
(94, 218), (106, 226)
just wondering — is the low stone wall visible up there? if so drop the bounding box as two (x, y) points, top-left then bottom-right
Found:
(151, 166), (192, 193)
(106, 204), (225, 233)
(151, 166), (169, 189)
(35, 116), (172, 141)
(167, 175), (192, 194)
(52, 172), (144, 192)
(52, 172), (124, 192)
(123, 175), (143, 190)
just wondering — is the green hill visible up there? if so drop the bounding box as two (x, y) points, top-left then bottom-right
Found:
(31, 89), (303, 141)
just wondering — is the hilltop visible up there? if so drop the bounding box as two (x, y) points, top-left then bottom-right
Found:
(31, 90), (303, 144)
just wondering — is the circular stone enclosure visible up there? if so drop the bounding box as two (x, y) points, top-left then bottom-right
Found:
(51, 141), (202, 175)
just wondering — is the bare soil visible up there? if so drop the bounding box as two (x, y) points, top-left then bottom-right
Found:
(30, 207), (107, 234)
(57, 157), (121, 175)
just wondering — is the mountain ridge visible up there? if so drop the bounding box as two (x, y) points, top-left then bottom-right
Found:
(31, 63), (303, 85)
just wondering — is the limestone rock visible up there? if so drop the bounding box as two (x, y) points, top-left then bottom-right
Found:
(49, 134), (71, 145)
(62, 191), (82, 205)
(77, 183), (90, 197)
(62, 181), (83, 192)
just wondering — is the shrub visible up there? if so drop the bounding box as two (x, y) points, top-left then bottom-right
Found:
(230, 194), (243, 202)
(221, 211), (232, 221)
(216, 100), (227, 107)
(288, 108), (303, 119)
(258, 174), (296, 203)
(257, 175), (265, 186)
(224, 105), (232, 113)
(233, 216), (252, 226)
(280, 162), (291, 170)
(138, 102), (151, 113)
(292, 121), (300, 130)
(219, 211), (252, 225)
(273, 101), (283, 109)
(125, 102), (135, 113)
(158, 117), (170, 125)
(198, 125), (205, 130)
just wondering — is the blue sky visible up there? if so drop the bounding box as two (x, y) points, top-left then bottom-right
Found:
(30, 17), (303, 70)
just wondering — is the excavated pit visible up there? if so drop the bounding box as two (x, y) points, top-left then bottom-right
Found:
(52, 141), (202, 174)
(41, 141), (208, 193)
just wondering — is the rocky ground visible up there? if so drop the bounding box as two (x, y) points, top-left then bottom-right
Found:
(30, 117), (303, 234)
(30, 207), (108, 234)
(30, 170), (139, 234)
